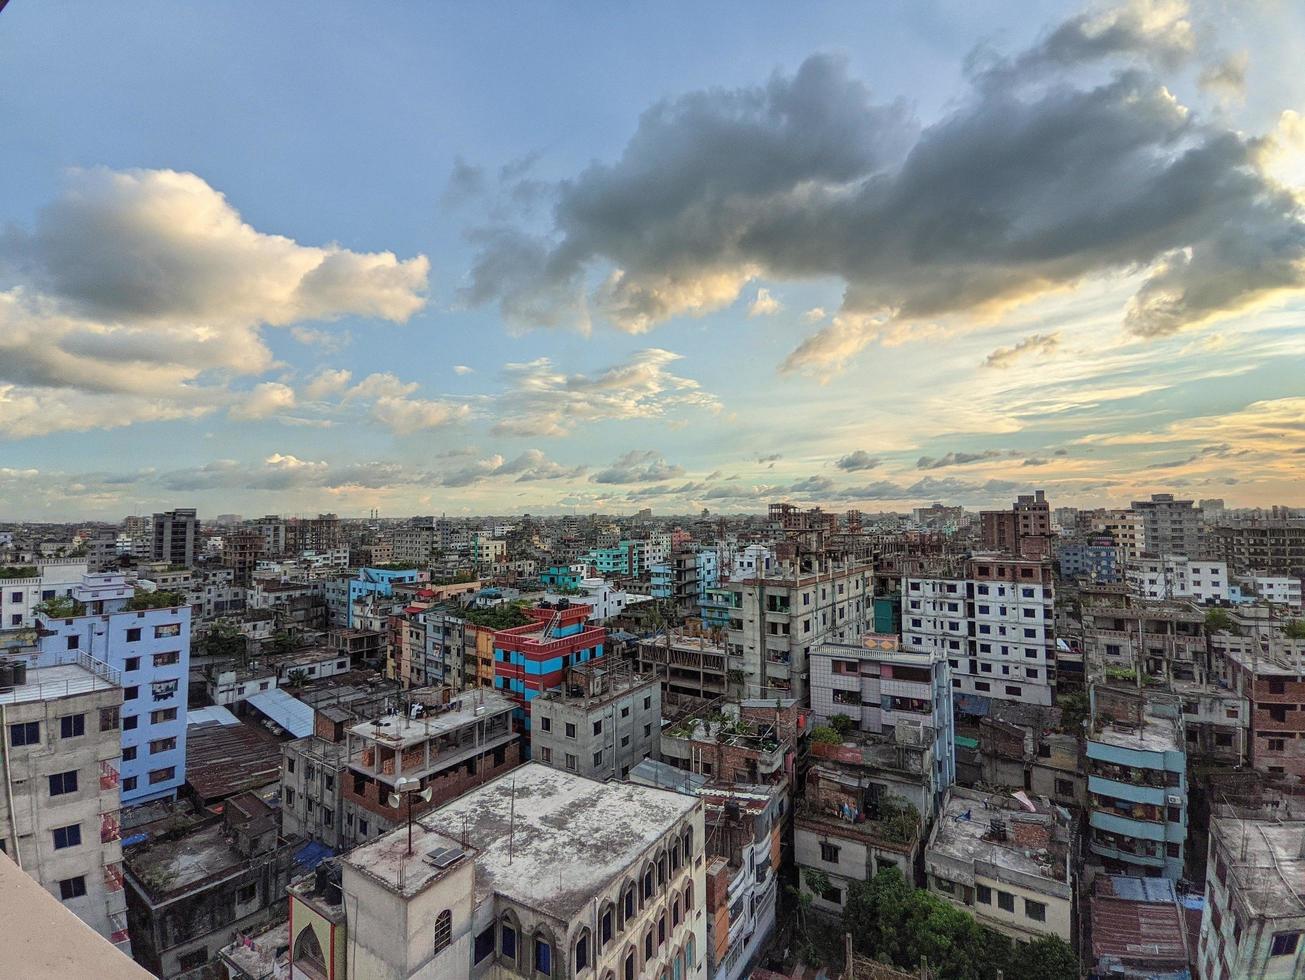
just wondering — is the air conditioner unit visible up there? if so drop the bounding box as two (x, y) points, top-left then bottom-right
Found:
(1166, 795), (1181, 806)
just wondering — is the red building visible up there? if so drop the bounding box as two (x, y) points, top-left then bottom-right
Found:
(492, 601), (607, 728)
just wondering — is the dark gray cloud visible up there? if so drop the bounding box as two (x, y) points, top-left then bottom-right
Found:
(591, 450), (685, 485)
(835, 450), (881, 471)
(916, 450), (1005, 470)
(462, 15), (1305, 369)
(441, 450), (584, 487)
(984, 332), (1061, 369)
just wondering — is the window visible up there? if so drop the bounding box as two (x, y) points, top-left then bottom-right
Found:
(593, 750), (604, 767)
(576, 930), (590, 971)
(644, 931), (653, 961)
(565, 723), (577, 739)
(625, 885), (636, 921)
(154, 623), (181, 638)
(236, 883), (256, 904)
(644, 696), (652, 710)
(622, 705), (630, 718)
(58, 876), (87, 900)
(434, 909), (453, 954)
(124, 656), (140, 670)
(60, 714), (85, 739)
(150, 708), (178, 724)
(534, 935), (553, 975)
(1271, 932), (1300, 956)
(474, 924), (495, 963)
(49, 771), (78, 796)
(565, 754), (578, 771)
(124, 686), (139, 701)
(153, 651), (180, 667)
(178, 950), (208, 972)
(149, 767), (176, 785)
(1055, 778), (1074, 797)
(540, 715), (552, 732)
(285, 787), (295, 806)
(122, 776), (137, 792)
(540, 746), (552, 763)
(997, 891), (1015, 912)
(9, 721), (39, 747)
(123, 715), (138, 731)
(501, 920), (517, 959)
(621, 735), (630, 747)
(976, 884), (991, 904)
(625, 951), (636, 980)
(593, 719), (603, 736)
(52, 824), (81, 849)
(150, 737), (177, 754)
(601, 906), (614, 946)
(644, 724), (652, 737)
(66, 635), (79, 651)
(820, 841), (840, 863)
(643, 866), (655, 899)
(99, 706), (119, 731)
(1025, 899), (1046, 922)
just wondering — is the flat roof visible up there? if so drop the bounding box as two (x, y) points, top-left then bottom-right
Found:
(0, 852), (151, 979)
(1213, 815), (1305, 918)
(186, 721), (285, 802)
(419, 762), (698, 917)
(1090, 713), (1182, 754)
(1091, 876), (1188, 964)
(929, 788), (1069, 884)
(348, 690), (515, 747)
(128, 822), (245, 896)
(0, 662), (119, 705)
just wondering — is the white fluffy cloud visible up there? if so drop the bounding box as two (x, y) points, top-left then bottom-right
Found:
(0, 167), (429, 438)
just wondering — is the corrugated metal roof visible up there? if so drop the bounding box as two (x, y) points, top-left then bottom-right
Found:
(187, 705), (240, 727)
(245, 687), (314, 737)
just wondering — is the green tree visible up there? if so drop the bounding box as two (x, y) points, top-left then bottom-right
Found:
(1285, 620), (1305, 640)
(828, 713), (855, 736)
(124, 589), (187, 611)
(1056, 690), (1089, 733)
(202, 622), (247, 663)
(286, 668), (309, 687)
(1006, 936), (1078, 980)
(1205, 608), (1237, 635)
(34, 595), (82, 618)
(809, 725), (842, 745)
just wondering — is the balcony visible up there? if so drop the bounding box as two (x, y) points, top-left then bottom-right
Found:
(1090, 808), (1165, 841)
(1088, 774), (1165, 806)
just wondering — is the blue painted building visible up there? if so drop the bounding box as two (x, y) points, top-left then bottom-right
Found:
(492, 603), (606, 732)
(539, 564), (586, 589)
(696, 549), (719, 605)
(328, 566), (423, 627)
(1086, 687), (1187, 881)
(1057, 539), (1120, 584)
(35, 573), (190, 805)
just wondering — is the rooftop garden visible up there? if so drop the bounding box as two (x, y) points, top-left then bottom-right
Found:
(0, 566), (39, 580)
(465, 601), (532, 630)
(125, 589), (188, 610)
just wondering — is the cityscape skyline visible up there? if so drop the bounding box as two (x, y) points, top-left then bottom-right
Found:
(3, 0), (1305, 520)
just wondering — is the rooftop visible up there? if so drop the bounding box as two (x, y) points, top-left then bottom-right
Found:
(219, 919), (288, 979)
(348, 689), (516, 748)
(1090, 875), (1189, 968)
(928, 787), (1069, 884)
(418, 762), (699, 917)
(0, 657), (120, 705)
(1212, 814), (1305, 919)
(1090, 712), (1182, 754)
(186, 720), (286, 803)
(128, 821), (247, 897)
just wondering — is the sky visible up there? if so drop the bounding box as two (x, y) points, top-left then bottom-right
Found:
(2, 0), (1304, 520)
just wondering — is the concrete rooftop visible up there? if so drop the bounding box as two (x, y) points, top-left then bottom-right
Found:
(1091, 712), (1182, 754)
(348, 689), (515, 747)
(0, 662), (118, 705)
(1213, 816), (1305, 919)
(929, 788), (1069, 883)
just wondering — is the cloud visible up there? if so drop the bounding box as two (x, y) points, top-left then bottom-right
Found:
(835, 450), (880, 471)
(0, 167), (429, 438)
(464, 13), (1305, 369)
(443, 156), (487, 205)
(591, 450), (686, 485)
(441, 450), (585, 487)
(493, 348), (720, 437)
(1198, 51), (1248, 102)
(339, 372), (470, 434)
(983, 332), (1061, 369)
(916, 449), (1005, 470)
(452, 365), (475, 375)
(304, 368), (353, 401)
(229, 381), (296, 421)
(748, 287), (781, 317)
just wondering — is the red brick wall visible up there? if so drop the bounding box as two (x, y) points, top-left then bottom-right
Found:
(343, 741), (522, 819)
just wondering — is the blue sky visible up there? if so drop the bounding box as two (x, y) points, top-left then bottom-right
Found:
(2, 0), (1304, 519)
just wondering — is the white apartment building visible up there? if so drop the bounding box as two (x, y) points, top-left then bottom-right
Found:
(288, 763), (706, 979)
(1090, 510), (1144, 560)
(0, 655), (130, 954)
(1132, 494), (1203, 558)
(544, 577), (653, 623)
(0, 561), (89, 630)
(1240, 574), (1304, 609)
(902, 557), (1055, 708)
(1127, 556), (1230, 603)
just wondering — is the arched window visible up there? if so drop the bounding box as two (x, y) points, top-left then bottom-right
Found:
(433, 909), (452, 954)
(686, 935), (696, 969)
(501, 914), (519, 961)
(533, 930), (553, 976)
(672, 897), (680, 928)
(682, 827), (693, 859)
(657, 850), (667, 887)
(670, 838), (680, 872)
(575, 928), (592, 972)
(657, 912), (666, 946)
(673, 948), (683, 980)
(623, 947), (637, 980)
(599, 902), (615, 949)
(683, 881), (693, 911)
(292, 925), (326, 976)
(641, 863), (655, 902)
(643, 927), (654, 964)
(623, 883), (637, 925)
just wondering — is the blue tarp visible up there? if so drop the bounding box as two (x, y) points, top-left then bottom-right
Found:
(294, 840), (335, 871)
(955, 693), (991, 716)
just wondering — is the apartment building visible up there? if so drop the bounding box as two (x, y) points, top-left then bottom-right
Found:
(1132, 494), (1202, 558)
(492, 601), (607, 729)
(979, 489), (1052, 559)
(529, 663), (661, 780)
(545, 577), (651, 623)
(151, 508), (199, 567)
(1126, 555), (1230, 603)
(1056, 537), (1121, 584)
(925, 786), (1073, 944)
(289, 763), (706, 979)
(35, 574), (190, 805)
(1240, 574), (1304, 609)
(1085, 687), (1187, 881)
(340, 687), (520, 846)
(809, 634), (955, 801)
(902, 556), (1055, 708)
(1220, 637), (1305, 779)
(1078, 589), (1207, 686)
(0, 560), (88, 630)
(326, 566), (425, 628)
(1199, 804), (1305, 980)
(0, 655), (130, 954)
(1211, 520), (1305, 577)
(392, 521), (437, 565)
(720, 557), (872, 701)
(637, 630), (730, 700)
(1088, 509), (1144, 561)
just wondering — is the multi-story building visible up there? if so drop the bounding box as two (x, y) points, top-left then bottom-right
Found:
(34, 574), (190, 805)
(1239, 573), (1304, 609)
(1056, 537), (1121, 584)
(1085, 687), (1187, 881)
(222, 529), (267, 588)
(1220, 635), (1305, 779)
(391, 520), (437, 566)
(809, 634), (955, 801)
(0, 654), (130, 954)
(340, 687), (520, 845)
(530, 663), (661, 780)
(1211, 519), (1305, 578)
(286, 513), (343, 554)
(1077, 589), (1207, 686)
(925, 786), (1073, 944)
(0, 560), (88, 630)
(637, 630), (730, 700)
(1132, 494), (1202, 558)
(288, 763), (706, 980)
(492, 601), (606, 730)
(902, 556), (1055, 708)
(326, 566), (425, 627)
(1087, 509), (1144, 561)
(1126, 555), (1230, 603)
(1199, 803), (1305, 980)
(586, 539), (648, 579)
(980, 489), (1052, 559)
(151, 508), (199, 567)
(721, 557), (872, 701)
(544, 577), (651, 623)
(650, 550), (701, 619)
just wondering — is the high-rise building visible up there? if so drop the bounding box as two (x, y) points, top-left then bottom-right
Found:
(1131, 494), (1202, 558)
(151, 508), (198, 567)
(980, 490), (1051, 558)
(0, 654), (131, 954)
